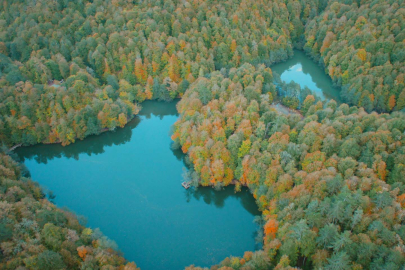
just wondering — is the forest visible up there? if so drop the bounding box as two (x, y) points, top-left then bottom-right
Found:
(0, 0), (405, 269)
(173, 63), (405, 269)
(0, 0), (403, 146)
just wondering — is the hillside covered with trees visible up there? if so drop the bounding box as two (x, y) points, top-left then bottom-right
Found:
(0, 0), (405, 269)
(0, 151), (139, 270)
(304, 0), (405, 112)
(1, 0), (403, 146)
(174, 63), (405, 269)
(0, 0), (305, 146)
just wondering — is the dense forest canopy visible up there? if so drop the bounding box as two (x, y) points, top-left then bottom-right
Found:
(0, 0), (403, 147)
(173, 63), (405, 269)
(0, 0), (405, 269)
(304, 0), (405, 112)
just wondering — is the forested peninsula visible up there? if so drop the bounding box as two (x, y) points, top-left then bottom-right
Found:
(1, 0), (405, 269)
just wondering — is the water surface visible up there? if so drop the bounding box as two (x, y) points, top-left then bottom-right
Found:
(271, 50), (341, 101)
(16, 101), (260, 270)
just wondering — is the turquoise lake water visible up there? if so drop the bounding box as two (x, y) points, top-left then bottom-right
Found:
(16, 101), (261, 270)
(271, 50), (341, 102)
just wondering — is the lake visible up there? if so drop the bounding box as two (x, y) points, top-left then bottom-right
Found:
(16, 101), (261, 270)
(271, 50), (341, 102)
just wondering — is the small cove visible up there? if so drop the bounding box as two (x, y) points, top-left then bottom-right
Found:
(271, 50), (341, 102)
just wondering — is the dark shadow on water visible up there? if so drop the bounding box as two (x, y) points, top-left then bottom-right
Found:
(173, 143), (261, 217)
(16, 117), (141, 164)
(170, 144), (188, 166)
(184, 185), (263, 250)
(189, 186), (261, 217)
(139, 100), (179, 119)
(16, 100), (179, 164)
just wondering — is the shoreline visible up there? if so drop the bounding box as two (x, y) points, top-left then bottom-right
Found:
(6, 116), (137, 153)
(7, 143), (22, 152)
(270, 102), (304, 118)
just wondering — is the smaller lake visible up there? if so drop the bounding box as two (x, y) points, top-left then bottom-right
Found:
(271, 50), (341, 102)
(16, 101), (261, 270)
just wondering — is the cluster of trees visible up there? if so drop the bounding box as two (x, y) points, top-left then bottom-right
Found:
(304, 0), (405, 112)
(0, 0), (325, 146)
(0, 63), (140, 146)
(0, 151), (139, 269)
(172, 63), (405, 269)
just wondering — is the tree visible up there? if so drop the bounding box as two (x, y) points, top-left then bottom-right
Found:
(339, 138), (361, 159)
(264, 219), (278, 240)
(238, 139), (251, 158)
(41, 223), (65, 251)
(118, 113), (127, 128)
(325, 252), (350, 270)
(302, 95), (315, 115)
(34, 251), (66, 270)
(388, 95), (396, 111)
(317, 223), (338, 249)
(196, 80), (212, 105)
(77, 246), (88, 260)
